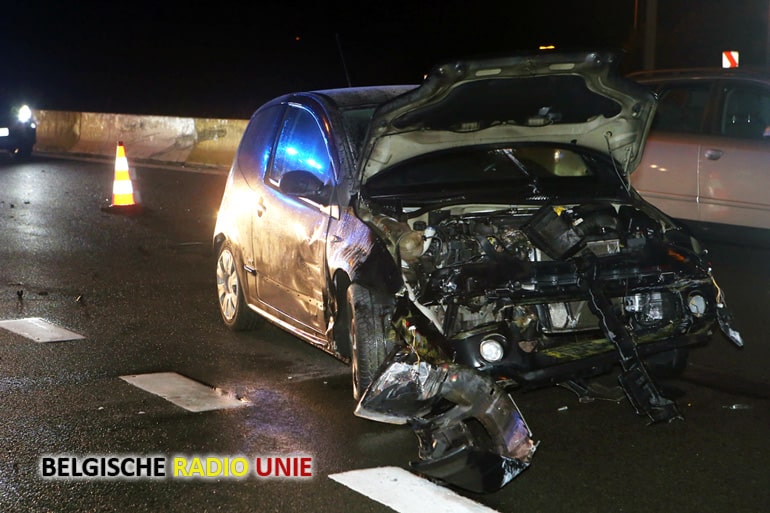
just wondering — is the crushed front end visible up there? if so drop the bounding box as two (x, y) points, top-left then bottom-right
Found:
(354, 198), (742, 492)
(349, 52), (743, 493)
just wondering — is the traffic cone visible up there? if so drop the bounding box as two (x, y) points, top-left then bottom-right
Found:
(102, 141), (142, 215)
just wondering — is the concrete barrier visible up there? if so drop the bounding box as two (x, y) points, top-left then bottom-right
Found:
(32, 109), (248, 170)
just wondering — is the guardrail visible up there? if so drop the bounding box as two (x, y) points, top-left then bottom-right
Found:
(32, 109), (248, 170)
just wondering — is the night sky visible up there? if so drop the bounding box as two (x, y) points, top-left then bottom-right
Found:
(2, 0), (768, 118)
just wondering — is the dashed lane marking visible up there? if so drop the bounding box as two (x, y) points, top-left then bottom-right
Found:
(0, 317), (85, 342)
(329, 466), (501, 513)
(120, 372), (249, 412)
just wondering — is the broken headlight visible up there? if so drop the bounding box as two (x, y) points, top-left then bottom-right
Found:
(623, 291), (678, 329)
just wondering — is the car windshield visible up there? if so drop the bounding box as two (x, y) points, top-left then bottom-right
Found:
(341, 106), (377, 158)
(364, 144), (617, 196)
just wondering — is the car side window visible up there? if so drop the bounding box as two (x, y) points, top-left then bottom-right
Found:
(720, 83), (770, 140)
(237, 104), (285, 189)
(651, 82), (711, 134)
(267, 105), (333, 187)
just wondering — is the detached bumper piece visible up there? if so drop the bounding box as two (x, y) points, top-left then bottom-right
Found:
(355, 350), (536, 493)
(584, 272), (683, 423)
(716, 301), (744, 347)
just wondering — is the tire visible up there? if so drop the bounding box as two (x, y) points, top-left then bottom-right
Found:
(216, 243), (260, 331)
(346, 284), (397, 400)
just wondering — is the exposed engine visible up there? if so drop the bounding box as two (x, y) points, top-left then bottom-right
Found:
(362, 200), (740, 430)
(409, 211), (541, 337)
(374, 202), (681, 344)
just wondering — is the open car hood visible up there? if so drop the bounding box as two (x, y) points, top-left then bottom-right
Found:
(360, 51), (656, 183)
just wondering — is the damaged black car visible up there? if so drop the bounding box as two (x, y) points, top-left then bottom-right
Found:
(213, 51), (742, 493)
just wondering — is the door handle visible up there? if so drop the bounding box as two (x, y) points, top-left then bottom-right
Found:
(704, 149), (723, 161)
(256, 197), (266, 217)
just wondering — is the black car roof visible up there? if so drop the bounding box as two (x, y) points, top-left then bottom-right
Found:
(304, 85), (417, 110)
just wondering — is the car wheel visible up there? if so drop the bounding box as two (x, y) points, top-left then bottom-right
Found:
(216, 243), (260, 331)
(346, 284), (397, 400)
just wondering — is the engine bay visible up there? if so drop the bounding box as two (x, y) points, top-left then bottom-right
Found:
(365, 200), (713, 353)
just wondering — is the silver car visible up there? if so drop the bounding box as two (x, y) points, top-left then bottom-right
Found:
(214, 53), (743, 492)
(630, 68), (770, 229)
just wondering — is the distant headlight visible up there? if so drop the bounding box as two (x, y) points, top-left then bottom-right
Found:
(17, 105), (32, 123)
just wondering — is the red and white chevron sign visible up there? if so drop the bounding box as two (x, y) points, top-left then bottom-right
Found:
(722, 50), (739, 68)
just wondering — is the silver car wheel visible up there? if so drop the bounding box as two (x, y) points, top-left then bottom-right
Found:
(217, 247), (239, 322)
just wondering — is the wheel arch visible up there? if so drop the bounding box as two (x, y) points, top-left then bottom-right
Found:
(329, 238), (402, 360)
(213, 231), (227, 255)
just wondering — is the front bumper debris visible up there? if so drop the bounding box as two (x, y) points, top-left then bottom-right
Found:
(585, 277), (683, 423)
(581, 260), (744, 424)
(355, 349), (536, 493)
(352, 258), (744, 492)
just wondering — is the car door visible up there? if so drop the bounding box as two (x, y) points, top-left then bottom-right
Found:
(231, 103), (286, 299)
(632, 81), (713, 222)
(252, 102), (335, 336)
(697, 81), (770, 228)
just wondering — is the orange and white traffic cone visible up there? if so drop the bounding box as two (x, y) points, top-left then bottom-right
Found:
(103, 141), (142, 214)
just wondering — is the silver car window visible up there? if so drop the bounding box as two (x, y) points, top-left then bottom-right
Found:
(652, 83), (711, 134)
(268, 105), (334, 187)
(720, 84), (770, 140)
(237, 104), (285, 189)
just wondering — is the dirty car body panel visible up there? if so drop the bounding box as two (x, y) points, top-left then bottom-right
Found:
(213, 51), (742, 493)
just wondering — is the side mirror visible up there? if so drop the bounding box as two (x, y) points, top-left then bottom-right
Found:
(279, 170), (329, 203)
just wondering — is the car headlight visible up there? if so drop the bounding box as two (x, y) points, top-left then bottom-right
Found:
(479, 334), (506, 363)
(17, 105), (32, 123)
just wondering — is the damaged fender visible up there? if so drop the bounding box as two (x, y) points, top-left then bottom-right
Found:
(355, 348), (536, 493)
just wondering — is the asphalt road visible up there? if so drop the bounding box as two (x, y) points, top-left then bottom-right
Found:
(0, 155), (768, 513)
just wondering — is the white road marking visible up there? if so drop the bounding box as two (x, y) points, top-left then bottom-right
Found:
(0, 317), (85, 342)
(329, 466), (501, 513)
(120, 372), (248, 412)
